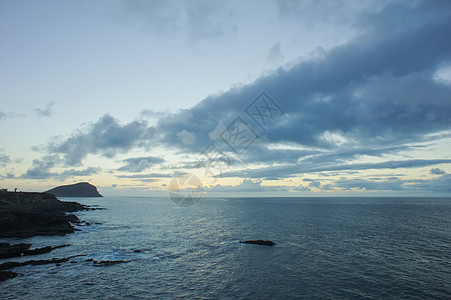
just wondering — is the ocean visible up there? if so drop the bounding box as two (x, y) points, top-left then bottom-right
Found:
(1, 196), (451, 299)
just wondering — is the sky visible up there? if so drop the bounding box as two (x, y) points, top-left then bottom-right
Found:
(1, 0), (451, 197)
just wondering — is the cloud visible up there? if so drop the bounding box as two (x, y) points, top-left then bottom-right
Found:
(34, 102), (54, 117)
(27, 1), (451, 193)
(116, 0), (236, 44)
(326, 173), (451, 193)
(334, 177), (405, 191)
(204, 179), (290, 192)
(202, 173), (450, 193)
(49, 114), (154, 166)
(140, 109), (171, 120)
(433, 61), (451, 85)
(430, 167), (446, 175)
(183, 0), (236, 43)
(116, 173), (172, 179)
(0, 172), (16, 179)
(20, 155), (100, 180)
(307, 180), (321, 189)
(58, 167), (101, 179)
(151, 0), (451, 163)
(295, 173), (451, 193)
(219, 159), (451, 179)
(208, 122), (227, 141)
(290, 184), (311, 192)
(0, 152), (10, 166)
(0, 110), (19, 120)
(117, 156), (165, 172)
(409, 174), (451, 192)
(135, 1), (451, 195)
(177, 130), (196, 145)
(275, 0), (389, 25)
(267, 42), (283, 64)
(21, 155), (61, 179)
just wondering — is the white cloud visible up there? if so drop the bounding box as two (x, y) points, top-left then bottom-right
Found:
(208, 122), (226, 141)
(177, 130), (196, 145)
(433, 62), (451, 85)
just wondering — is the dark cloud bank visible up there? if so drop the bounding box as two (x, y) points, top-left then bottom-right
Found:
(21, 1), (451, 193)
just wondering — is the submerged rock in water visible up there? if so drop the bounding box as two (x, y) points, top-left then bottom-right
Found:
(84, 258), (130, 266)
(0, 270), (19, 282)
(22, 244), (71, 256)
(239, 240), (276, 246)
(0, 254), (85, 271)
(0, 243), (71, 259)
(92, 260), (130, 266)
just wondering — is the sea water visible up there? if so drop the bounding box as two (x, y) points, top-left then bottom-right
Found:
(1, 197), (451, 299)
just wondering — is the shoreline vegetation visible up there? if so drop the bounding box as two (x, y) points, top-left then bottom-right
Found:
(0, 189), (109, 281)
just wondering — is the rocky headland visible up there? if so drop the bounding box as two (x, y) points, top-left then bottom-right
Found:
(45, 182), (103, 197)
(0, 191), (88, 238)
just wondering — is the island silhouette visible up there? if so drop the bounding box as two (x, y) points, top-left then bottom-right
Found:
(46, 182), (103, 197)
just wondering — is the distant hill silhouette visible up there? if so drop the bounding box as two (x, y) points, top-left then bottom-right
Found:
(45, 182), (103, 197)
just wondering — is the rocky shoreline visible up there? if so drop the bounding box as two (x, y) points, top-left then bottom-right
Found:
(0, 191), (107, 281)
(1, 191), (277, 283)
(0, 243), (71, 259)
(0, 191), (89, 238)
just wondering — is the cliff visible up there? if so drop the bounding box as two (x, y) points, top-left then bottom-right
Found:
(45, 182), (103, 197)
(0, 191), (87, 238)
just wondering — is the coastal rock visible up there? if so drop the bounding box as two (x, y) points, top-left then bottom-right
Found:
(239, 240), (276, 246)
(66, 214), (81, 223)
(0, 243), (69, 259)
(0, 191), (88, 238)
(23, 244), (71, 256)
(45, 182), (103, 197)
(84, 259), (130, 266)
(93, 260), (130, 266)
(0, 191), (86, 212)
(0, 254), (85, 271)
(0, 270), (19, 282)
(0, 243), (32, 259)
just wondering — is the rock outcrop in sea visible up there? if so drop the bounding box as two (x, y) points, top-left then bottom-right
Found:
(239, 240), (276, 246)
(0, 243), (71, 259)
